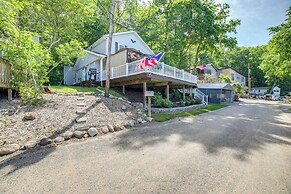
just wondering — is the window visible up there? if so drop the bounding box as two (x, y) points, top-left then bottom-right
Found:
(115, 42), (126, 52)
(231, 73), (234, 81)
(119, 44), (125, 50)
(241, 77), (244, 82)
(206, 69), (212, 75)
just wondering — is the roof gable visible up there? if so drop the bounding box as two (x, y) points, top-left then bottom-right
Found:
(88, 31), (154, 55)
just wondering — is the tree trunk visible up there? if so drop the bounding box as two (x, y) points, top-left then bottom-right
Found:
(105, 0), (115, 97)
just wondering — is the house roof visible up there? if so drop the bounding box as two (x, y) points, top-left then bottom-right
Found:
(88, 31), (154, 55)
(86, 50), (106, 57)
(218, 67), (245, 77)
(198, 83), (234, 90)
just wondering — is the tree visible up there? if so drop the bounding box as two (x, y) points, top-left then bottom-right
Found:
(218, 74), (231, 83)
(260, 6), (291, 93)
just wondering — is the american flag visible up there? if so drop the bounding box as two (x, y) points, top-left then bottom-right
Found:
(139, 52), (164, 70)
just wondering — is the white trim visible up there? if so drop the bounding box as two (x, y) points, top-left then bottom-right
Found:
(88, 31), (155, 55)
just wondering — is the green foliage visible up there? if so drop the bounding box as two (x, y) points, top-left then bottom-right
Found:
(235, 83), (243, 94)
(180, 100), (185, 107)
(260, 7), (291, 81)
(154, 91), (173, 108)
(218, 74), (231, 83)
(152, 104), (228, 122)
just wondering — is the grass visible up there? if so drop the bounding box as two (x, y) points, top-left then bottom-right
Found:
(152, 104), (228, 122)
(48, 85), (126, 99)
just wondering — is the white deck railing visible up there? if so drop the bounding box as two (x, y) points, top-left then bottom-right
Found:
(101, 60), (197, 84)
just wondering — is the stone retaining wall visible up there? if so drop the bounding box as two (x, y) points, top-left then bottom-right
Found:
(152, 104), (206, 114)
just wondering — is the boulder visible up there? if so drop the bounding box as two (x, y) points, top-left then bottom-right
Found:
(40, 138), (52, 146)
(121, 105), (127, 111)
(96, 97), (102, 103)
(54, 136), (64, 144)
(101, 126), (109, 134)
(63, 131), (73, 140)
(88, 127), (98, 137)
(76, 126), (90, 131)
(113, 124), (124, 131)
(23, 112), (36, 121)
(123, 120), (134, 128)
(0, 144), (20, 156)
(84, 133), (89, 138)
(107, 124), (114, 132)
(137, 118), (143, 123)
(74, 131), (83, 139)
(76, 117), (87, 123)
(24, 140), (38, 149)
(145, 117), (153, 122)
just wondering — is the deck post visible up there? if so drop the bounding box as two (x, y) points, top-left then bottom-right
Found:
(125, 63), (128, 76)
(166, 83), (170, 100)
(183, 85), (186, 100)
(143, 82), (147, 106)
(100, 58), (103, 86)
(8, 88), (12, 100)
(122, 85), (125, 94)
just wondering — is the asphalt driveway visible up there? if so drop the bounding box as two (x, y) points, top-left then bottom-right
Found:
(1, 99), (291, 193)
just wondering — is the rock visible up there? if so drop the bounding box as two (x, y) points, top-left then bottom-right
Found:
(77, 97), (85, 101)
(107, 124), (114, 132)
(76, 103), (86, 107)
(126, 101), (131, 104)
(74, 131), (83, 139)
(88, 127), (98, 137)
(24, 140), (38, 149)
(118, 97), (123, 100)
(121, 105), (127, 111)
(127, 120), (135, 127)
(76, 110), (86, 114)
(0, 144), (20, 156)
(23, 112), (36, 121)
(113, 124), (124, 131)
(137, 118), (143, 123)
(141, 120), (147, 124)
(54, 136), (64, 144)
(145, 117), (153, 122)
(40, 138), (52, 146)
(101, 126), (109, 134)
(142, 114), (147, 117)
(76, 117), (87, 123)
(84, 133), (88, 138)
(76, 126), (90, 131)
(96, 97), (102, 103)
(63, 131), (73, 140)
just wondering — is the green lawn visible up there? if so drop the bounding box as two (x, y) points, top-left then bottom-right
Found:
(152, 104), (228, 122)
(48, 85), (126, 99)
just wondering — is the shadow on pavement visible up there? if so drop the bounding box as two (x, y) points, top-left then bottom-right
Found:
(113, 100), (291, 161)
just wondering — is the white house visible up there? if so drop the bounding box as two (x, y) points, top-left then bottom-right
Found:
(251, 86), (281, 99)
(63, 31), (202, 105)
(64, 31), (155, 85)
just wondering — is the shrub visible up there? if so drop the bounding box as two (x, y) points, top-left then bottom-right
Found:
(162, 99), (173, 108)
(173, 91), (182, 99)
(180, 100), (185, 107)
(194, 98), (202, 104)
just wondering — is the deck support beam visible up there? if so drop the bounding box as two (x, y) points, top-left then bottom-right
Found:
(166, 84), (170, 100)
(183, 85), (186, 100)
(8, 88), (12, 100)
(143, 81), (147, 105)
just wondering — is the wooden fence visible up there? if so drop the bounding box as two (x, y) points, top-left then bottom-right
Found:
(0, 57), (12, 100)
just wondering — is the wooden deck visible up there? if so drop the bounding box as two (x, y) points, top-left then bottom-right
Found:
(0, 57), (12, 100)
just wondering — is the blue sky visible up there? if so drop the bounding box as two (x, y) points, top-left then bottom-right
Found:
(216, 0), (291, 46)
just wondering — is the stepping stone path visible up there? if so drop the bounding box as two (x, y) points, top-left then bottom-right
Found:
(75, 93), (88, 124)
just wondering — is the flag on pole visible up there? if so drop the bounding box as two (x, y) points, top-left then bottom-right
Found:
(196, 64), (206, 70)
(139, 52), (164, 70)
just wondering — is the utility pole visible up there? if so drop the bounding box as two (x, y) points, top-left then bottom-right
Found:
(248, 63), (251, 98)
(105, 0), (115, 97)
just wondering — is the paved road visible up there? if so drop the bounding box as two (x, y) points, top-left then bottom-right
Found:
(1, 99), (291, 194)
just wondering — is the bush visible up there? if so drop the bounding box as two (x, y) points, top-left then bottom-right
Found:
(162, 99), (173, 108)
(180, 100), (185, 107)
(194, 98), (202, 104)
(172, 91), (182, 99)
